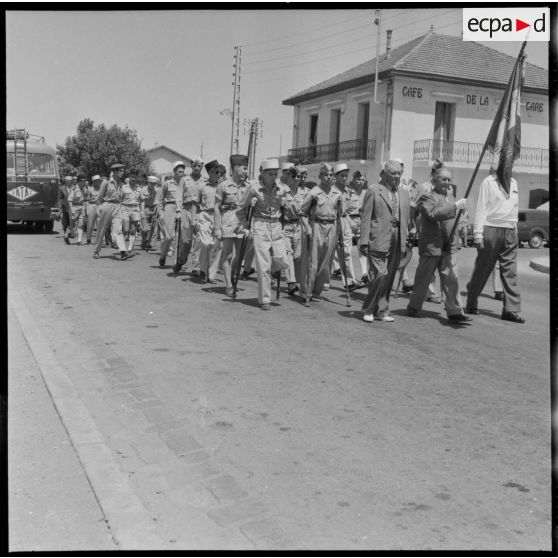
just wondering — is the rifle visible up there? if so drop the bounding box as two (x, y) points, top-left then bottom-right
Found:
(336, 199), (351, 307)
(232, 201), (255, 300)
(274, 207), (285, 300)
(144, 206), (159, 252)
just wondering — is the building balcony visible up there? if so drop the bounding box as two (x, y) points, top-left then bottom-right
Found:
(288, 139), (376, 165)
(413, 139), (549, 171)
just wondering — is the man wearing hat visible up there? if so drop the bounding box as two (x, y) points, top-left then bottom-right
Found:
(237, 159), (292, 310)
(279, 161), (294, 188)
(359, 160), (414, 322)
(65, 174), (88, 245)
(173, 157), (204, 275)
(85, 175), (102, 244)
(156, 161), (185, 267)
(139, 176), (160, 250)
(119, 168), (142, 253)
(214, 154), (250, 296)
(194, 159), (223, 283)
(331, 163), (363, 291)
(93, 163), (130, 260)
(300, 162), (342, 302)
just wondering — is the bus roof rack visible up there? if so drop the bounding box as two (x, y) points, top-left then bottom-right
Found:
(6, 129), (45, 143)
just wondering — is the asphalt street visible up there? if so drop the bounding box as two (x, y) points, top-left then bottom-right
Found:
(7, 222), (552, 551)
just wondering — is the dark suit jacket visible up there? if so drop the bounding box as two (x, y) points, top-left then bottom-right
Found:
(359, 182), (411, 254)
(417, 190), (459, 256)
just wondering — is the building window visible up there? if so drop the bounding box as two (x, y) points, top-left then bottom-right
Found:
(329, 109), (341, 160)
(433, 101), (456, 160)
(356, 102), (370, 159)
(309, 114), (318, 158)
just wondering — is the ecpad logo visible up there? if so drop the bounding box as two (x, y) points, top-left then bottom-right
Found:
(463, 8), (549, 42)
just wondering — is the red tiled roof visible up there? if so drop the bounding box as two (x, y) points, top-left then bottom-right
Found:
(282, 32), (548, 105)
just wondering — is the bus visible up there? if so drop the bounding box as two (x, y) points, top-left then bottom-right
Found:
(7, 129), (60, 232)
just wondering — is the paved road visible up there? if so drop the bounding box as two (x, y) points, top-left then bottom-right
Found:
(8, 223), (552, 551)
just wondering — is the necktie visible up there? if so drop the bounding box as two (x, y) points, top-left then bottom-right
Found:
(391, 188), (399, 222)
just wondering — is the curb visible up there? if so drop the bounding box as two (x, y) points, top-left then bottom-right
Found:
(529, 257), (550, 274)
(8, 287), (169, 550)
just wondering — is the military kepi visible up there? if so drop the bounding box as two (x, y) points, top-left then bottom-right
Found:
(333, 163), (348, 174)
(230, 154), (249, 168)
(205, 160), (220, 173)
(111, 163), (124, 170)
(261, 159), (279, 171)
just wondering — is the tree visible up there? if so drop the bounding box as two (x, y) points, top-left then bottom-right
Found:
(57, 118), (154, 178)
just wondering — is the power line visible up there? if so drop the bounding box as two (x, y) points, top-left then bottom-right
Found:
(244, 10), (461, 76)
(241, 12), (369, 48)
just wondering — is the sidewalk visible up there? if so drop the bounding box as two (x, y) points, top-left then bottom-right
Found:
(8, 303), (117, 552)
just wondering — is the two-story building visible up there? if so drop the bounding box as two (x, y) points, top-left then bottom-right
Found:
(282, 31), (549, 209)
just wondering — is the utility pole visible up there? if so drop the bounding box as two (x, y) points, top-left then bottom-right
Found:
(373, 10), (381, 104)
(244, 117), (263, 179)
(200, 140), (204, 160)
(231, 45), (242, 157)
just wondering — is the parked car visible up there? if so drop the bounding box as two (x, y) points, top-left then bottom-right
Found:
(465, 209), (549, 249)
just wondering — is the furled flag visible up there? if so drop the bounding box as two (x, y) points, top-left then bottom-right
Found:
(484, 42), (527, 195)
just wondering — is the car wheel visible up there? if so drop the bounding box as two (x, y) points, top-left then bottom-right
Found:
(43, 220), (54, 233)
(529, 232), (544, 249)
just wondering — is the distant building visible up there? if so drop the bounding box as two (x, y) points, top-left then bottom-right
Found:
(145, 145), (193, 180)
(282, 31), (549, 209)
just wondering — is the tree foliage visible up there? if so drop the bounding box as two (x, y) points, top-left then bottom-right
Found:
(57, 118), (154, 178)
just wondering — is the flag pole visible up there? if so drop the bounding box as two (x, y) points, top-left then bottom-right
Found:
(443, 40), (527, 252)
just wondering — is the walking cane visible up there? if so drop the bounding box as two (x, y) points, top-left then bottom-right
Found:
(145, 207), (159, 252)
(174, 216), (182, 266)
(335, 200), (351, 307)
(393, 238), (414, 298)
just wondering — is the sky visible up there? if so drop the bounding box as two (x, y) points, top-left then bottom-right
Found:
(6, 7), (550, 173)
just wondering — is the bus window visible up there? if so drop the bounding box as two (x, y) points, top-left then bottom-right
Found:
(7, 152), (14, 175)
(28, 153), (56, 175)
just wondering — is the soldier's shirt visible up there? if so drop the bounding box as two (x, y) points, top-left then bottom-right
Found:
(239, 179), (291, 220)
(215, 178), (246, 233)
(120, 184), (141, 206)
(283, 186), (306, 221)
(199, 181), (218, 212)
(179, 175), (205, 207)
(338, 185), (361, 216)
(301, 185), (343, 220)
(87, 185), (101, 204)
(68, 184), (86, 205)
(101, 178), (122, 203)
(156, 177), (181, 210)
(140, 185), (158, 208)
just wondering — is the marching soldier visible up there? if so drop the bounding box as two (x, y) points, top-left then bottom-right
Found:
(65, 174), (88, 245)
(214, 154), (250, 297)
(297, 166), (308, 191)
(93, 163), (130, 260)
(349, 170), (369, 283)
(85, 174), (102, 244)
(119, 169), (142, 254)
(173, 157), (204, 275)
(237, 159), (291, 310)
(195, 159), (223, 283)
(331, 163), (363, 291)
(300, 163), (342, 302)
(140, 176), (160, 250)
(281, 166), (306, 295)
(156, 161), (184, 268)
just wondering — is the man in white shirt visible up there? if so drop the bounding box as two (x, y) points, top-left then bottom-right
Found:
(465, 171), (524, 323)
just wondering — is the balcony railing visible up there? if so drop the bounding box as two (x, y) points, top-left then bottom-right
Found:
(288, 139), (376, 165)
(413, 139), (549, 169)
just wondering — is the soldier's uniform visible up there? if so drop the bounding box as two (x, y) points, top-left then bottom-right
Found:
(237, 159), (291, 308)
(65, 177), (87, 245)
(196, 160), (223, 283)
(300, 163), (344, 299)
(281, 178), (306, 292)
(174, 162), (205, 274)
(214, 155), (250, 295)
(139, 176), (159, 250)
(119, 179), (142, 251)
(331, 163), (360, 289)
(93, 164), (128, 258)
(85, 175), (102, 244)
(155, 163), (183, 266)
